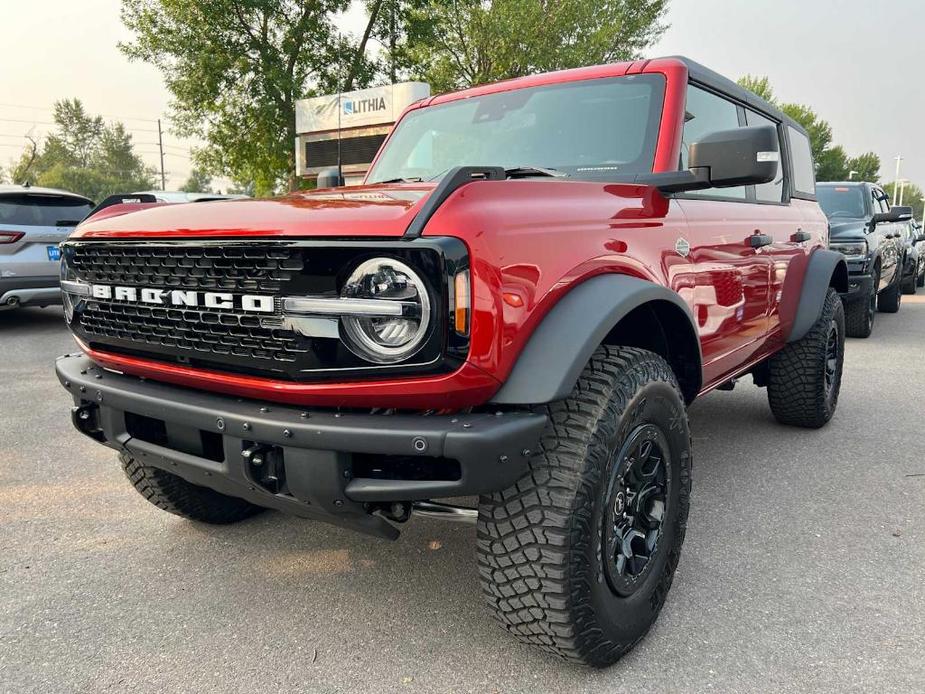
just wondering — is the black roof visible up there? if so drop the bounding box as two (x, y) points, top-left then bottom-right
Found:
(666, 56), (810, 138)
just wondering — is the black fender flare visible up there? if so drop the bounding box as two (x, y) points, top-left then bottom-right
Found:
(490, 274), (702, 405)
(787, 249), (848, 343)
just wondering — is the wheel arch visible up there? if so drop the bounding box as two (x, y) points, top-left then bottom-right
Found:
(490, 274), (702, 406)
(787, 249), (849, 343)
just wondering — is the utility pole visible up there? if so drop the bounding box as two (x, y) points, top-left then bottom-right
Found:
(898, 179), (907, 206)
(893, 155), (903, 200)
(157, 119), (166, 191)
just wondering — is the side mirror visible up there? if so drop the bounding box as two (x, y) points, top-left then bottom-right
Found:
(872, 205), (912, 224)
(689, 125), (779, 188)
(317, 167), (345, 189)
(637, 125), (780, 194)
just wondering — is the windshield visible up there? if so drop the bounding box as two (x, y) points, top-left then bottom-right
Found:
(816, 185), (868, 219)
(367, 74), (665, 184)
(0, 194), (93, 227)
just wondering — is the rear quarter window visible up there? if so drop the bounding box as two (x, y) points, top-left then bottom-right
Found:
(787, 127), (815, 196)
(0, 194), (93, 227)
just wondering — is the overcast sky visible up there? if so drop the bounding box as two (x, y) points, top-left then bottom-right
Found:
(2, 0), (923, 191)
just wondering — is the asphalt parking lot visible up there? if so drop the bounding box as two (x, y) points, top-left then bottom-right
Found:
(2, 301), (924, 694)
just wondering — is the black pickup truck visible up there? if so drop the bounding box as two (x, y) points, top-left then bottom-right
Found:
(817, 182), (912, 337)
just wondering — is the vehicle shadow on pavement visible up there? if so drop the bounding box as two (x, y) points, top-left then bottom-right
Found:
(0, 306), (66, 333)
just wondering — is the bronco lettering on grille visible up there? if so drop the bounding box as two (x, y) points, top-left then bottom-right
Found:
(89, 284), (275, 313)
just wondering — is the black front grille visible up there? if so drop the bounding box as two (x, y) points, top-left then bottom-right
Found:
(70, 244), (303, 293)
(63, 239), (468, 381)
(69, 243), (311, 372)
(80, 301), (308, 363)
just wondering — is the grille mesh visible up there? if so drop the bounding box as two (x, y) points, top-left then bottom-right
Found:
(70, 244), (303, 293)
(80, 302), (306, 362)
(70, 244), (310, 366)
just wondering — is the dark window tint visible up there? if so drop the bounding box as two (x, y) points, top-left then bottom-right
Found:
(873, 188), (889, 213)
(681, 85), (746, 199)
(745, 110), (784, 202)
(787, 127), (815, 195)
(0, 194), (93, 227)
(816, 185), (867, 218)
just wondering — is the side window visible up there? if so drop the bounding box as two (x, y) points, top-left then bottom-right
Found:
(871, 188), (887, 214)
(745, 109), (784, 202)
(787, 126), (815, 196)
(681, 84), (746, 199)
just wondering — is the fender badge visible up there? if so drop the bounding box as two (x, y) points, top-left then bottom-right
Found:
(675, 238), (690, 257)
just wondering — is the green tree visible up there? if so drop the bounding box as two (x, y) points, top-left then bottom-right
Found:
(845, 152), (880, 183)
(180, 167), (214, 193)
(737, 74), (775, 103)
(10, 99), (155, 201)
(737, 75), (881, 184)
(881, 180), (923, 220)
(814, 143), (849, 182)
(404, 0), (669, 93)
(120, 0), (370, 196)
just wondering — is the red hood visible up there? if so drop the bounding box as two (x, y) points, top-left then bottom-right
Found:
(72, 184), (435, 239)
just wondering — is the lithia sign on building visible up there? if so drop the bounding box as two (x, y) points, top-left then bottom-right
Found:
(294, 82), (431, 183)
(295, 82), (430, 134)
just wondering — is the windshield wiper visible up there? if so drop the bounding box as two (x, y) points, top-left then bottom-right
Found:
(504, 166), (569, 179)
(374, 176), (424, 184)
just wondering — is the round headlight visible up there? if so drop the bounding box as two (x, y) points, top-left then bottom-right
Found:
(339, 258), (431, 363)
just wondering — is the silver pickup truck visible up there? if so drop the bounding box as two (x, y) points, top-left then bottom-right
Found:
(0, 185), (93, 310)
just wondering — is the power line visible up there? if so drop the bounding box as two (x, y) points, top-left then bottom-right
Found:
(0, 101), (167, 124)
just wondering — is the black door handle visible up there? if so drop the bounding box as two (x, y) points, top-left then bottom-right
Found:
(791, 229), (812, 242)
(749, 232), (773, 248)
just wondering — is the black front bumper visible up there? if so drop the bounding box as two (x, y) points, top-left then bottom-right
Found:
(56, 354), (545, 539)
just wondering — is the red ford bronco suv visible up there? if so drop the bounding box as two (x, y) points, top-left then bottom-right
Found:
(56, 57), (847, 667)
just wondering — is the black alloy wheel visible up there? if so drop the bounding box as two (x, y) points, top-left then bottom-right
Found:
(603, 424), (671, 597)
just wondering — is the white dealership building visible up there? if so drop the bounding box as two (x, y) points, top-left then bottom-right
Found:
(295, 82), (430, 186)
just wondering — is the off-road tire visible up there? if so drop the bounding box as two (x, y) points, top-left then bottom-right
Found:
(121, 454), (265, 524)
(902, 273), (916, 295)
(843, 273), (876, 339)
(477, 346), (692, 667)
(878, 269), (902, 313)
(767, 288), (844, 428)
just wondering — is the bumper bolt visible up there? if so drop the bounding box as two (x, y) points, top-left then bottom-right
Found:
(64, 381), (71, 388)
(242, 422), (251, 431)
(499, 455), (509, 464)
(79, 386), (86, 393)
(300, 412), (310, 419)
(78, 410), (90, 420)
(96, 393), (103, 402)
(283, 429), (292, 438)
(94, 374), (102, 379)
(259, 406), (270, 413)
(334, 499), (344, 507)
(412, 436), (427, 452)
(521, 449), (531, 457)
(216, 418), (226, 431)
(462, 423), (472, 429)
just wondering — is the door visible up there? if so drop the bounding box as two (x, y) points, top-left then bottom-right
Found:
(672, 84), (773, 386)
(758, 121), (824, 341)
(872, 187), (899, 289)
